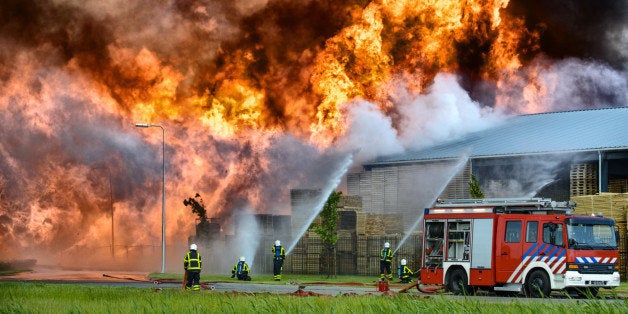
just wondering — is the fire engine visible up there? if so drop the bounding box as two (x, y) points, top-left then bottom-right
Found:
(420, 198), (620, 297)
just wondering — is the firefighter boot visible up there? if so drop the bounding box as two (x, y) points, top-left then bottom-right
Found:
(193, 284), (200, 291)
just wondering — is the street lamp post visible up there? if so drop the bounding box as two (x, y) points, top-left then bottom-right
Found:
(135, 123), (166, 273)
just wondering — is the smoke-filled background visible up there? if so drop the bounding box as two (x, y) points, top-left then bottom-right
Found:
(0, 0), (626, 271)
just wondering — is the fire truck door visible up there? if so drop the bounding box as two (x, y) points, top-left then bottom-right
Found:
(495, 219), (523, 283)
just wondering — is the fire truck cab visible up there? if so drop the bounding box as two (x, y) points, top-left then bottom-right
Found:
(420, 198), (620, 297)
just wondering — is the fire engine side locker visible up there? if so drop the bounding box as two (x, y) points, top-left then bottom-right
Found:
(422, 220), (445, 283)
(442, 220), (472, 286)
(469, 218), (494, 286)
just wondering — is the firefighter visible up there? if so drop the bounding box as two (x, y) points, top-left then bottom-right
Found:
(399, 259), (414, 283)
(271, 240), (286, 281)
(380, 242), (394, 280)
(231, 256), (251, 281)
(183, 243), (202, 291)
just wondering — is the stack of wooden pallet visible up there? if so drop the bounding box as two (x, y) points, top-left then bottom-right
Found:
(609, 179), (628, 193)
(570, 163), (598, 196)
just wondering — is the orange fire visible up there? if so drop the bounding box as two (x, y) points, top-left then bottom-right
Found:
(0, 0), (622, 270)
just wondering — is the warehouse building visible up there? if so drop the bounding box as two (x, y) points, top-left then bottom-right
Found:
(348, 107), (628, 216)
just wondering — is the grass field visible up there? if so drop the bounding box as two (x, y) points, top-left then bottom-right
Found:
(2, 280), (628, 313)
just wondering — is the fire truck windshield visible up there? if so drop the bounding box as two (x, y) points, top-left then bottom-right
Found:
(566, 217), (617, 250)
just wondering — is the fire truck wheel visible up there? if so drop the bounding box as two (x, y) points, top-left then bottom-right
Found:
(448, 268), (471, 295)
(525, 269), (551, 298)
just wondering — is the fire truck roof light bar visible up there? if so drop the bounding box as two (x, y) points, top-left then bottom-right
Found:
(436, 197), (549, 206)
(433, 198), (575, 212)
(428, 207), (495, 214)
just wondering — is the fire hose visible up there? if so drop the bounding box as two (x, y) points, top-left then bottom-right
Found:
(102, 273), (215, 290)
(397, 281), (444, 294)
(396, 271), (444, 294)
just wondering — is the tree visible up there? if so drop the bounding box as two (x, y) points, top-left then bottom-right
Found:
(468, 174), (485, 199)
(313, 191), (342, 278)
(183, 193), (208, 222)
(184, 193), (213, 244)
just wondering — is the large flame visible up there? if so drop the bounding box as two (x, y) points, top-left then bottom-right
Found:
(0, 0), (626, 270)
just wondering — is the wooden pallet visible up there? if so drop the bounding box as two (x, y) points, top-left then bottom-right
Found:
(609, 179), (628, 193)
(570, 164), (599, 196)
(571, 193), (628, 223)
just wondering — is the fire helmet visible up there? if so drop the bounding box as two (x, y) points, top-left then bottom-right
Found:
(384, 242), (390, 248)
(240, 256), (246, 262)
(401, 259), (407, 266)
(275, 240), (281, 246)
(190, 243), (198, 250)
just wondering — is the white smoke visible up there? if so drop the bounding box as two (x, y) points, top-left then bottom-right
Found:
(335, 101), (404, 164)
(396, 73), (504, 150)
(336, 72), (505, 164)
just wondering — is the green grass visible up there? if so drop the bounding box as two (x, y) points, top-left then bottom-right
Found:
(2, 281), (627, 313)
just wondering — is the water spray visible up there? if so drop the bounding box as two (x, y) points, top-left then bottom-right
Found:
(285, 153), (354, 255)
(232, 209), (261, 268)
(393, 152), (470, 255)
(526, 179), (557, 198)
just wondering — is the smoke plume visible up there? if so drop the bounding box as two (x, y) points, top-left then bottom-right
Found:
(0, 0), (626, 271)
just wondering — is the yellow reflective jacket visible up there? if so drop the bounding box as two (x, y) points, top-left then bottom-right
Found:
(232, 261), (250, 275)
(401, 265), (413, 278)
(272, 245), (286, 260)
(380, 248), (393, 262)
(184, 250), (202, 271)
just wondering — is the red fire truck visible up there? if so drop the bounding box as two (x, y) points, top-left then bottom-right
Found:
(420, 198), (620, 297)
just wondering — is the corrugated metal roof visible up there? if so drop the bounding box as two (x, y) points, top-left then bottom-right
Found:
(369, 107), (628, 165)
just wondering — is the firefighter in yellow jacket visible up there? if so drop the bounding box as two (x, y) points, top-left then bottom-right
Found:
(380, 242), (394, 280)
(271, 240), (286, 281)
(184, 243), (202, 290)
(231, 256), (251, 281)
(399, 259), (414, 283)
